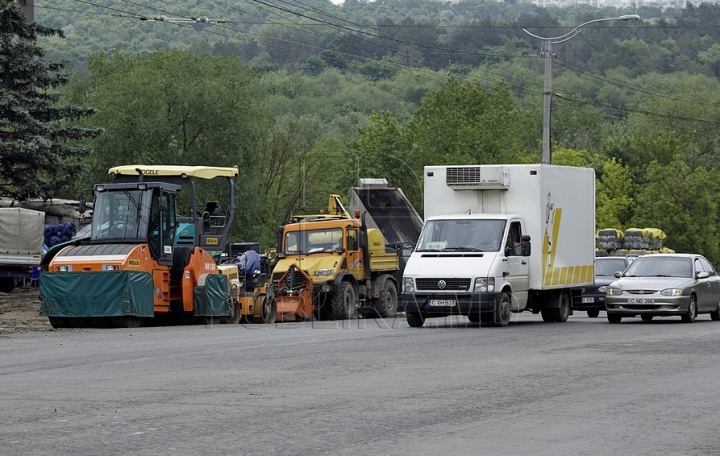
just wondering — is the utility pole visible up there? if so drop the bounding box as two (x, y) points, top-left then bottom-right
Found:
(21, 0), (35, 23)
(523, 15), (640, 164)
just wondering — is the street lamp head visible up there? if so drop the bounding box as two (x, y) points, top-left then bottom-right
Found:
(618, 14), (640, 21)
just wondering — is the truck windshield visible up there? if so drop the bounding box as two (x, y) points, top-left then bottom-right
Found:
(416, 219), (506, 252)
(92, 190), (151, 241)
(285, 228), (343, 255)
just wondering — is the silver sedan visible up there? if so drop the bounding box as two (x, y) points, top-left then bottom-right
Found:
(605, 253), (720, 323)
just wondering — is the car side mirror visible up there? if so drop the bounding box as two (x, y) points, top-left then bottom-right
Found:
(614, 271), (622, 278)
(698, 271), (710, 279)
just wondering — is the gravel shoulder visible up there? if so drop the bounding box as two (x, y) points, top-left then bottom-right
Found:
(0, 287), (52, 333)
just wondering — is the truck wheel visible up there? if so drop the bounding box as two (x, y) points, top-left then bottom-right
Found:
(540, 309), (555, 322)
(406, 311), (425, 328)
(226, 301), (241, 325)
(492, 292), (511, 327)
(374, 280), (398, 318)
(587, 309), (600, 318)
(542, 291), (570, 322)
(0, 278), (14, 293)
(607, 314), (622, 324)
(331, 282), (357, 320)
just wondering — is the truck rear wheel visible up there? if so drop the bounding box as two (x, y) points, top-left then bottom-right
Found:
(374, 280), (398, 318)
(542, 291), (570, 322)
(0, 278), (14, 293)
(331, 282), (356, 320)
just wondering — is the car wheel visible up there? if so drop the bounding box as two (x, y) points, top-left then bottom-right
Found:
(607, 314), (622, 324)
(681, 295), (697, 323)
(711, 303), (720, 321)
(641, 314), (654, 322)
(587, 309), (600, 318)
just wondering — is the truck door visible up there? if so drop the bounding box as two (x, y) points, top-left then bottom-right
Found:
(504, 221), (529, 309)
(346, 228), (363, 281)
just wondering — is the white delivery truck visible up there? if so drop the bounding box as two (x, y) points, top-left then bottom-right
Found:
(402, 164), (595, 327)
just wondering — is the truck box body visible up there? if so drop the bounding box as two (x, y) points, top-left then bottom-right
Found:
(0, 208), (45, 292)
(0, 208), (45, 259)
(402, 164), (595, 326)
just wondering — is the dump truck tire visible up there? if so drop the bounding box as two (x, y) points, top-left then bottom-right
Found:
(331, 281), (356, 320)
(374, 280), (398, 318)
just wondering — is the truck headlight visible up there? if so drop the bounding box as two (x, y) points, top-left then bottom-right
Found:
(660, 288), (682, 296)
(58, 265), (69, 272)
(474, 277), (494, 293)
(403, 277), (415, 293)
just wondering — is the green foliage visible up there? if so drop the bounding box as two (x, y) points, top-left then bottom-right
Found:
(64, 47), (269, 242)
(632, 160), (720, 264)
(0, 0), (101, 200)
(595, 158), (634, 231)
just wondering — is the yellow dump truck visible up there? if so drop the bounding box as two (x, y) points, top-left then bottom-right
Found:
(272, 195), (400, 321)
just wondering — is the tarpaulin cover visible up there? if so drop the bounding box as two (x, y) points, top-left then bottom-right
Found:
(193, 273), (228, 316)
(40, 270), (154, 317)
(0, 207), (45, 255)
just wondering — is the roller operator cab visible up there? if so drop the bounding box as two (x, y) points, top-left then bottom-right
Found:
(40, 165), (239, 328)
(402, 164), (596, 328)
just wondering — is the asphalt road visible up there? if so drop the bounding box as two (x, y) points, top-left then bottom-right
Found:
(2, 312), (720, 456)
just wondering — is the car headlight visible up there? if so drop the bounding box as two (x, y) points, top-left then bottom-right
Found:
(607, 287), (623, 296)
(403, 277), (415, 293)
(660, 288), (683, 296)
(474, 277), (495, 293)
(598, 286), (607, 293)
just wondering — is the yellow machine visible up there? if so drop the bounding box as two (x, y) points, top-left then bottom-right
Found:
(272, 195), (400, 321)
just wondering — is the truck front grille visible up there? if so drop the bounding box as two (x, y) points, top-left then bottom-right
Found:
(416, 278), (471, 291)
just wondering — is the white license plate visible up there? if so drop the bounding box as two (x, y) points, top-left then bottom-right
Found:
(628, 298), (655, 304)
(429, 300), (456, 307)
(582, 297), (595, 303)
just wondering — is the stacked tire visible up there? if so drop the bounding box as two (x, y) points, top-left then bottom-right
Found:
(44, 223), (76, 247)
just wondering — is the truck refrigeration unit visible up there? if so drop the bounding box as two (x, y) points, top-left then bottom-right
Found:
(402, 164), (595, 327)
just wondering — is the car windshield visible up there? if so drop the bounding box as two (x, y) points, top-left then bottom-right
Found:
(595, 258), (628, 277)
(415, 219), (505, 252)
(284, 228), (343, 255)
(623, 257), (692, 278)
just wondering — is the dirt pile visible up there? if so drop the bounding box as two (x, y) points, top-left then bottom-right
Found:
(0, 287), (52, 333)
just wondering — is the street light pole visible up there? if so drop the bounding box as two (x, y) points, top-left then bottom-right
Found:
(523, 15), (639, 164)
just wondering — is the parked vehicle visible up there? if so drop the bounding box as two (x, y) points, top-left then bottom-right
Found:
(40, 165), (240, 328)
(605, 253), (720, 323)
(272, 194), (401, 321)
(0, 208), (44, 293)
(402, 164), (595, 327)
(577, 256), (634, 318)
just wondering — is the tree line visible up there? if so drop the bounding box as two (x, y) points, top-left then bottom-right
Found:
(3, 0), (720, 263)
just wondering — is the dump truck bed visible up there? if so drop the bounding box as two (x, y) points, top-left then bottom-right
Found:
(349, 185), (423, 246)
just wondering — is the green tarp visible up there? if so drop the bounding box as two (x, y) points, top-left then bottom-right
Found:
(194, 273), (229, 317)
(40, 270), (155, 317)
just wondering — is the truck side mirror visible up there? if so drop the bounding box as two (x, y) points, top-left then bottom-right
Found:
(521, 235), (531, 257)
(79, 198), (86, 215)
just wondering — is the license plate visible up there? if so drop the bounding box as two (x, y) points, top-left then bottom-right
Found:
(628, 298), (655, 304)
(582, 297), (595, 303)
(429, 299), (456, 307)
